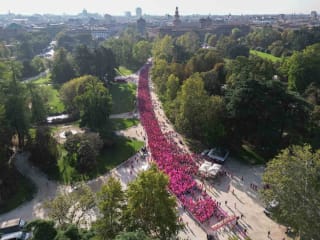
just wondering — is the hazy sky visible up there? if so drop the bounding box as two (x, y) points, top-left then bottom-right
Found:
(1, 0), (319, 15)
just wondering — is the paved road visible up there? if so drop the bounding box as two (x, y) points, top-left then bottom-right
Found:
(0, 152), (61, 222)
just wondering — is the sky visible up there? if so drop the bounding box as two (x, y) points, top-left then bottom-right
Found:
(1, 0), (319, 16)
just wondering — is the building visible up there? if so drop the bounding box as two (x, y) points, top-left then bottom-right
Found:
(173, 7), (181, 26)
(137, 17), (146, 35)
(136, 7), (142, 18)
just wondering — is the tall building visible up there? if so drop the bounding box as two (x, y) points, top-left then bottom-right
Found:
(173, 7), (181, 26)
(136, 7), (142, 18)
(137, 17), (146, 35)
(311, 11), (318, 21)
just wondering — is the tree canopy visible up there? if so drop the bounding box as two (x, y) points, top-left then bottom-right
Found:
(262, 144), (320, 239)
(125, 164), (181, 240)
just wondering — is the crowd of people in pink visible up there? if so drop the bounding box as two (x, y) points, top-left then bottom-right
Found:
(138, 64), (227, 224)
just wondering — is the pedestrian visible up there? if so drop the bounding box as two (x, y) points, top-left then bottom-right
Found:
(225, 200), (227, 205)
(234, 202), (236, 209)
(241, 176), (244, 181)
(240, 213), (244, 219)
(268, 230), (270, 237)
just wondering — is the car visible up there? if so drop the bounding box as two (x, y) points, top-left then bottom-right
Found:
(0, 219), (25, 235)
(206, 147), (230, 163)
(0, 231), (31, 240)
(264, 200), (279, 216)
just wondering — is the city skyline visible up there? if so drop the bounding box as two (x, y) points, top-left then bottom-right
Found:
(1, 0), (319, 16)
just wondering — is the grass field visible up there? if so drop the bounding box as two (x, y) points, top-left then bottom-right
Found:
(56, 136), (143, 183)
(115, 66), (134, 76)
(0, 170), (36, 214)
(250, 50), (281, 62)
(111, 118), (139, 131)
(40, 85), (65, 115)
(33, 74), (51, 85)
(235, 144), (265, 165)
(30, 73), (65, 115)
(109, 82), (137, 114)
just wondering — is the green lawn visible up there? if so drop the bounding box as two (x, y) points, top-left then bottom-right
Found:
(96, 136), (144, 173)
(28, 73), (65, 115)
(235, 144), (265, 165)
(250, 50), (281, 63)
(0, 170), (36, 214)
(33, 74), (51, 85)
(40, 85), (65, 115)
(56, 136), (143, 184)
(111, 118), (139, 131)
(115, 66), (134, 76)
(109, 83), (137, 114)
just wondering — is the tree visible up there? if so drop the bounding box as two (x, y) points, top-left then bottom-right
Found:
(29, 126), (59, 174)
(64, 132), (103, 173)
(44, 184), (95, 227)
(4, 68), (30, 148)
(27, 83), (47, 124)
(204, 96), (227, 145)
(51, 48), (76, 84)
(151, 59), (169, 95)
(59, 75), (89, 113)
(165, 74), (180, 101)
(246, 26), (281, 49)
(262, 145), (320, 239)
(175, 32), (200, 57)
(76, 76), (112, 130)
(132, 40), (152, 66)
(225, 79), (310, 156)
(152, 35), (174, 62)
(26, 220), (95, 240)
(125, 164), (181, 240)
(92, 46), (117, 81)
(175, 73), (209, 139)
(286, 43), (320, 93)
(74, 45), (93, 76)
(26, 219), (57, 240)
(227, 55), (276, 84)
(94, 176), (126, 240)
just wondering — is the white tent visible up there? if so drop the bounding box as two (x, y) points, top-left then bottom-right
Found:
(198, 161), (212, 174)
(199, 161), (222, 178)
(207, 164), (222, 177)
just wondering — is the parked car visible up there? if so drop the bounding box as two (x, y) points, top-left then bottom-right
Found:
(0, 219), (25, 235)
(263, 199), (279, 216)
(206, 147), (230, 163)
(0, 231), (31, 240)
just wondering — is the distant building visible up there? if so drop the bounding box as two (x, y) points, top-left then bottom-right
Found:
(200, 17), (212, 28)
(125, 11), (131, 18)
(311, 11), (318, 20)
(137, 17), (146, 35)
(91, 27), (110, 40)
(104, 14), (113, 24)
(173, 7), (181, 26)
(136, 7), (142, 18)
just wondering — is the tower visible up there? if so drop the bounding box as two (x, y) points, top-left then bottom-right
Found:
(173, 7), (181, 26)
(136, 7), (142, 18)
